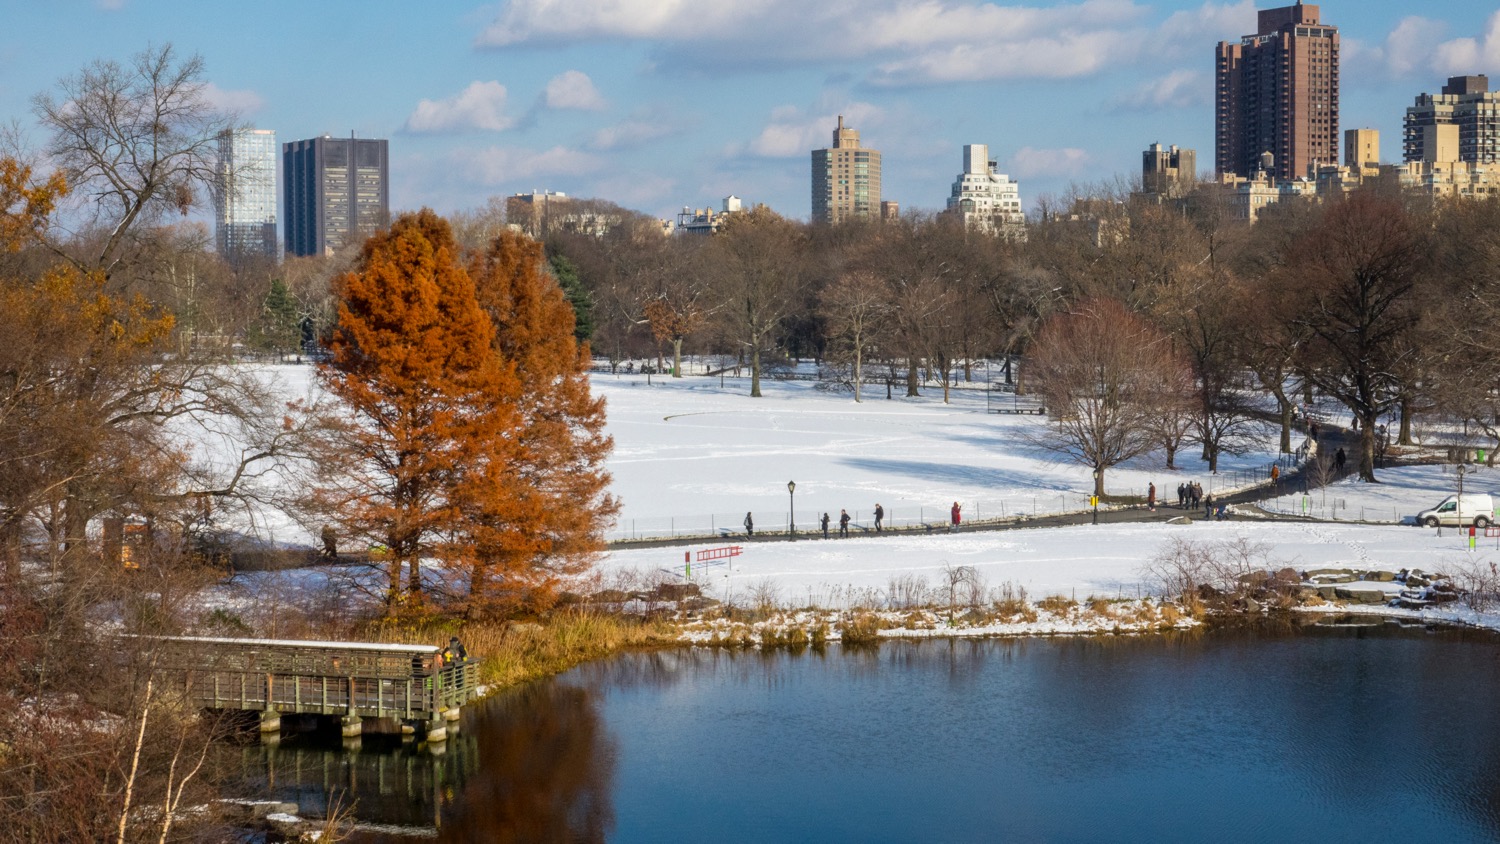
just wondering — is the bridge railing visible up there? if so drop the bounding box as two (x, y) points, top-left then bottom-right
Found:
(140, 635), (480, 721)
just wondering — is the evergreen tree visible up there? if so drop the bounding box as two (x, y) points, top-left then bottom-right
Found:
(249, 277), (301, 356)
(548, 253), (594, 342)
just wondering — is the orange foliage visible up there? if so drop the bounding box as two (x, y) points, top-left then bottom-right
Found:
(465, 229), (617, 616)
(0, 157), (66, 252)
(318, 210), (519, 610)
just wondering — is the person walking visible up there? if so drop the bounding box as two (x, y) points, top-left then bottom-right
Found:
(744, 512), (754, 537)
(1176, 483), (1185, 508)
(874, 503), (884, 533)
(838, 509), (851, 538)
(950, 501), (962, 532)
(1204, 493), (1214, 519)
(1271, 464), (1280, 485)
(1147, 483), (1156, 512)
(1335, 447), (1347, 473)
(820, 512), (830, 539)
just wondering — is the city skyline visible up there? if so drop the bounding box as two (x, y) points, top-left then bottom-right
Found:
(2, 0), (1498, 222)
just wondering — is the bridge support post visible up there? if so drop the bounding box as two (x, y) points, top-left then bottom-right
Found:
(425, 716), (448, 744)
(443, 708), (461, 723)
(339, 714), (362, 738)
(259, 709), (281, 736)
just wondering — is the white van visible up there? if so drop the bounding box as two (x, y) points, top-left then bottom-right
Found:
(1415, 493), (1495, 528)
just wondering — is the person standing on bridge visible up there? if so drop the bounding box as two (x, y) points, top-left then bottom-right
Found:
(839, 509), (851, 537)
(874, 503), (884, 533)
(744, 512), (754, 537)
(821, 512), (830, 539)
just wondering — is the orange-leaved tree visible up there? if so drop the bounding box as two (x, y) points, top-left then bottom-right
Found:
(464, 229), (617, 615)
(316, 210), (518, 610)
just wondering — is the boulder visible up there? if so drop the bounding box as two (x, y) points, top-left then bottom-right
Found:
(1310, 573), (1357, 584)
(1316, 585), (1340, 600)
(1364, 570), (1397, 582)
(1274, 567), (1302, 585)
(652, 582), (702, 601)
(1305, 568), (1356, 579)
(1335, 587), (1389, 604)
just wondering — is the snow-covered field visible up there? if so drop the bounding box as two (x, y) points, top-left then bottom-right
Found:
(595, 371), (1285, 539)
(598, 519), (1493, 604)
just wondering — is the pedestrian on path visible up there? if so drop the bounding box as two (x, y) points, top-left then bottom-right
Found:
(1148, 483), (1156, 511)
(1271, 464), (1280, 484)
(820, 512), (830, 539)
(1204, 494), (1214, 519)
(874, 503), (884, 533)
(950, 501), (962, 532)
(839, 509), (851, 537)
(744, 512), (754, 537)
(1335, 447), (1347, 472)
(1177, 483), (1185, 508)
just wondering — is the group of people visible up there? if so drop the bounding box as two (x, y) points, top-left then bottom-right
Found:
(746, 500), (964, 538)
(1174, 482), (1207, 510)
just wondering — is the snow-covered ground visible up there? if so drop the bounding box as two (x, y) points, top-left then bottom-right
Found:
(596, 370), (1286, 539)
(1261, 463), (1500, 524)
(598, 519), (1493, 605)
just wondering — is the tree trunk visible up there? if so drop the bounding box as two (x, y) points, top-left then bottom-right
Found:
(1359, 411), (1378, 482)
(1279, 401), (1293, 454)
(1094, 469), (1105, 498)
(906, 359), (919, 397)
(671, 338), (683, 378)
(853, 344), (863, 403)
(750, 342), (762, 398)
(1398, 395), (1414, 445)
(1164, 443), (1178, 470)
(1207, 445), (1219, 473)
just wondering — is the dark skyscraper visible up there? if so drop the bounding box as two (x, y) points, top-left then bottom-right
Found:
(283, 135), (390, 257)
(1215, 2), (1339, 180)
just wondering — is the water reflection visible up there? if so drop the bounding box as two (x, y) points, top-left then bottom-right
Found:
(225, 620), (1500, 843)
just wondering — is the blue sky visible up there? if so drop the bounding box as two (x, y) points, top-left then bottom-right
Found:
(2, 1), (1498, 222)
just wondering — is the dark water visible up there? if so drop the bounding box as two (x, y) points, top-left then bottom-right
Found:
(238, 619), (1500, 843)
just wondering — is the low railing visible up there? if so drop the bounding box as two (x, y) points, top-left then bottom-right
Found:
(143, 636), (479, 720)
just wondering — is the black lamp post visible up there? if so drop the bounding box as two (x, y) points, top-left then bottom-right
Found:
(788, 480), (797, 537)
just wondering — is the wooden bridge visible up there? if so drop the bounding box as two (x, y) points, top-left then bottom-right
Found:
(146, 635), (481, 743)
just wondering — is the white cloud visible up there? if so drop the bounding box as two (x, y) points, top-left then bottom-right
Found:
(1434, 10), (1500, 75)
(456, 145), (603, 185)
(1007, 147), (1091, 179)
(201, 82), (265, 116)
(544, 70), (607, 111)
(745, 102), (884, 158)
(476, 0), (1267, 85)
(1116, 68), (1210, 112)
(591, 114), (676, 151)
(406, 81), (514, 133)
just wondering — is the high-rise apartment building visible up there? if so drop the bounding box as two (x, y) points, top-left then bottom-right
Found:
(946, 144), (1024, 235)
(1404, 75), (1500, 164)
(1142, 143), (1197, 197)
(283, 135), (389, 257)
(1215, 3), (1339, 180)
(1344, 128), (1379, 169)
(811, 116), (881, 224)
(214, 128), (278, 261)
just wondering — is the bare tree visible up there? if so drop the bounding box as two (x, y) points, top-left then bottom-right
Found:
(1028, 297), (1181, 497)
(1282, 191), (1429, 481)
(820, 270), (889, 401)
(710, 207), (808, 397)
(32, 43), (238, 279)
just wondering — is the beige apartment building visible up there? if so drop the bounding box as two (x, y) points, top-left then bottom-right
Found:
(811, 116), (882, 224)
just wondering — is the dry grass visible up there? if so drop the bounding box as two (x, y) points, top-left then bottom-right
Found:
(359, 609), (676, 691)
(840, 612), (883, 644)
(1037, 595), (1077, 614)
